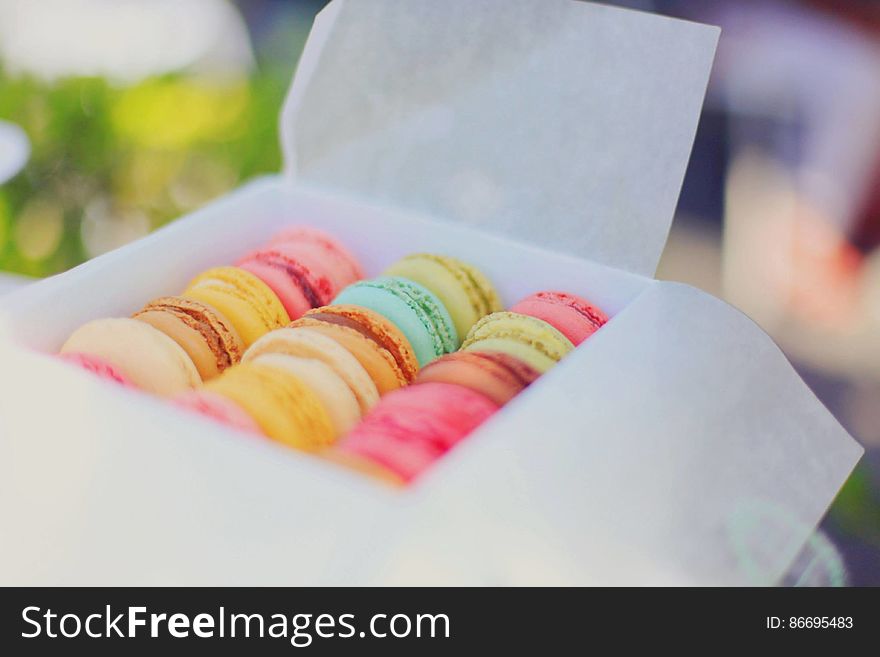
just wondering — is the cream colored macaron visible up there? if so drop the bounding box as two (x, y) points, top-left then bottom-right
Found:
(252, 353), (362, 438)
(61, 317), (201, 395)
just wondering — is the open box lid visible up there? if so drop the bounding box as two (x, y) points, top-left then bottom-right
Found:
(280, 0), (719, 277)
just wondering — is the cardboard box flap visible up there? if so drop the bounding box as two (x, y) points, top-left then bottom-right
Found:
(280, 0), (719, 276)
(375, 282), (863, 585)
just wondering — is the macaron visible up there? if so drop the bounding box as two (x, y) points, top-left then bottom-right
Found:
(333, 277), (458, 367)
(203, 362), (335, 451)
(269, 226), (364, 291)
(57, 352), (133, 388)
(133, 296), (244, 381)
(294, 304), (419, 393)
(416, 350), (541, 407)
(236, 248), (335, 321)
(252, 352), (361, 438)
(305, 306), (419, 384)
(510, 291), (608, 346)
(384, 253), (502, 341)
(335, 382), (500, 483)
(175, 390), (263, 436)
(243, 326), (379, 413)
(184, 267), (290, 349)
(461, 311), (574, 373)
(60, 317), (201, 396)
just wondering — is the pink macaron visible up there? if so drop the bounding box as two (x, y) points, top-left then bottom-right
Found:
(236, 248), (336, 321)
(336, 382), (500, 483)
(270, 227), (365, 291)
(175, 390), (263, 436)
(237, 227), (365, 320)
(509, 291), (608, 346)
(58, 352), (133, 387)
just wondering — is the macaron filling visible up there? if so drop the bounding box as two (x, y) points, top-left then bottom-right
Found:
(425, 350), (539, 389)
(416, 350), (540, 407)
(292, 317), (408, 392)
(240, 250), (333, 310)
(306, 310), (416, 382)
(135, 299), (241, 373)
(538, 291), (608, 330)
(464, 328), (569, 363)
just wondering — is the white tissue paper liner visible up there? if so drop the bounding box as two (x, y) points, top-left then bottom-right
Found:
(282, 0), (719, 277)
(0, 0), (863, 584)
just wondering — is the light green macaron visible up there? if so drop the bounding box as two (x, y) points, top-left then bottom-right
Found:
(461, 311), (575, 373)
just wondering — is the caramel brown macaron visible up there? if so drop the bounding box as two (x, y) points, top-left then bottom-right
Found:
(416, 350), (541, 407)
(134, 296), (244, 381)
(295, 305), (419, 394)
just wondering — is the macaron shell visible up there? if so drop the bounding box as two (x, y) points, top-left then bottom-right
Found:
(416, 350), (541, 406)
(133, 297), (243, 381)
(61, 318), (201, 396)
(510, 291), (608, 346)
(184, 267), (290, 348)
(236, 258), (313, 321)
(305, 305), (419, 384)
(334, 277), (457, 367)
(253, 353), (361, 437)
(462, 311), (574, 374)
(338, 382), (499, 483)
(242, 327), (379, 413)
(457, 260), (503, 316)
(270, 226), (364, 287)
(175, 390), (264, 436)
(463, 337), (557, 373)
(271, 241), (358, 299)
(204, 363), (335, 451)
(237, 249), (335, 320)
(57, 352), (133, 387)
(290, 317), (406, 394)
(384, 254), (502, 340)
(135, 309), (220, 380)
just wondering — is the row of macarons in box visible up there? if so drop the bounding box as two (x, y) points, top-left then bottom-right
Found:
(58, 227), (608, 484)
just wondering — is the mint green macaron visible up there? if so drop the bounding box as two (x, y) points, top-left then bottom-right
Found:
(333, 277), (458, 366)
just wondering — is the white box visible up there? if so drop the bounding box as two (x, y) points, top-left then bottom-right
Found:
(0, 0), (863, 585)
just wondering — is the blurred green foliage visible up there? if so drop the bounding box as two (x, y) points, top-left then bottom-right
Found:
(829, 461), (880, 548)
(0, 55), (294, 277)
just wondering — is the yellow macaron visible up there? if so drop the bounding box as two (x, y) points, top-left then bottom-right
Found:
(184, 267), (290, 349)
(251, 352), (362, 438)
(204, 362), (335, 451)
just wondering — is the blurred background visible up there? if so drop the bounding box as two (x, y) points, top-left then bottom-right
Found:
(0, 0), (877, 584)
